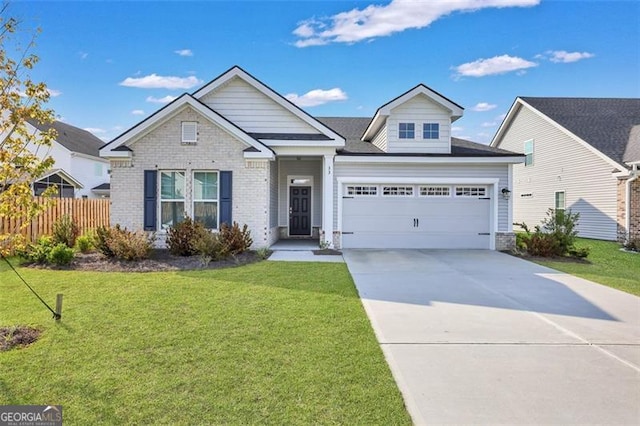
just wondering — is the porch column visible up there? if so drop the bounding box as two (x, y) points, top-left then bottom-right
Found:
(322, 154), (334, 247)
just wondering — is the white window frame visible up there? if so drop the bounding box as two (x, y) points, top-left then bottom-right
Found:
(555, 191), (566, 211)
(181, 121), (198, 143)
(398, 122), (415, 139)
(524, 139), (534, 166)
(193, 171), (220, 230)
(419, 185), (451, 197)
(159, 170), (186, 230)
(346, 185), (378, 197)
(455, 186), (487, 197)
(423, 123), (440, 140)
(382, 186), (414, 196)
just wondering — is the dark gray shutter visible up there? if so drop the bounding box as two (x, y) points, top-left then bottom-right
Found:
(143, 170), (157, 231)
(219, 171), (232, 226)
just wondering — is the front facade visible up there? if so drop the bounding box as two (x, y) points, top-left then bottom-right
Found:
(101, 66), (523, 250)
(491, 97), (640, 241)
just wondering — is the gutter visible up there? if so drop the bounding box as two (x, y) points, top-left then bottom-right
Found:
(625, 164), (639, 240)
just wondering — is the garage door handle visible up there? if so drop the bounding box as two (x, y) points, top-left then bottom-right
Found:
(478, 232), (490, 235)
(416, 218), (419, 227)
(342, 232), (354, 235)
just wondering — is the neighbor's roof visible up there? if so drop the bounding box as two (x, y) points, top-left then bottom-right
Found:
(28, 119), (104, 158)
(520, 97), (640, 164)
(317, 116), (518, 157)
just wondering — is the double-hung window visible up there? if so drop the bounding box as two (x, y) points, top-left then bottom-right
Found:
(160, 171), (185, 229)
(524, 140), (534, 166)
(193, 171), (219, 229)
(182, 121), (198, 143)
(423, 123), (439, 139)
(399, 123), (415, 139)
(555, 191), (565, 212)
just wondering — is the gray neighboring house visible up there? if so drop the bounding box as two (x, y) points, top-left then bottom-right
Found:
(100, 66), (523, 249)
(491, 97), (640, 241)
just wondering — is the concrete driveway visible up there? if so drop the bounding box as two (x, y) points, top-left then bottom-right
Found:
(343, 249), (640, 425)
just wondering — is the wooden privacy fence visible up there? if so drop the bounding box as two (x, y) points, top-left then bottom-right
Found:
(0, 197), (110, 246)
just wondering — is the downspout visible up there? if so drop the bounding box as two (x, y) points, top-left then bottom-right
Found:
(625, 164), (639, 241)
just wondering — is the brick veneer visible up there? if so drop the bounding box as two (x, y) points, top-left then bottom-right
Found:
(616, 177), (640, 241)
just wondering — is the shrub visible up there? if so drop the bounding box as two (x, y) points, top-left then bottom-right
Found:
(219, 222), (253, 255)
(255, 247), (271, 260)
(75, 234), (94, 253)
(527, 233), (560, 257)
(47, 243), (75, 266)
(18, 236), (55, 264)
(52, 214), (79, 248)
(515, 209), (587, 258)
(94, 225), (114, 257)
(193, 230), (228, 266)
(167, 217), (205, 256)
(106, 225), (153, 261)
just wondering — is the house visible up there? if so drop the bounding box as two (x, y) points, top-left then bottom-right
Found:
(491, 97), (640, 241)
(100, 66), (523, 250)
(27, 119), (111, 198)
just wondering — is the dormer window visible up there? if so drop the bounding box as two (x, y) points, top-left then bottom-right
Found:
(399, 123), (415, 139)
(181, 121), (198, 144)
(423, 123), (439, 139)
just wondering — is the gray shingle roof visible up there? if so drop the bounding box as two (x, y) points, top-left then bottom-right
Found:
(28, 119), (104, 157)
(317, 116), (518, 156)
(521, 97), (640, 164)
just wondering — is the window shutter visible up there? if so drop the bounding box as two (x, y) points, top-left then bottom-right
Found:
(219, 171), (232, 226)
(143, 170), (157, 231)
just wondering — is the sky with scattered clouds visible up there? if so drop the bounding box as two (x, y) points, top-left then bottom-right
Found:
(12, 0), (640, 143)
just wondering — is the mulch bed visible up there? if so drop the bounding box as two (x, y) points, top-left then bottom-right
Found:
(312, 249), (343, 256)
(0, 326), (41, 352)
(26, 250), (269, 273)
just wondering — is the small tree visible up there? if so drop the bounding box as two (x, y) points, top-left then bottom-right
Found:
(0, 4), (57, 255)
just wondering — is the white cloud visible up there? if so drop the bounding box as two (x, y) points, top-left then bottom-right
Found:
(84, 127), (106, 134)
(453, 55), (537, 78)
(547, 50), (595, 63)
(174, 49), (194, 57)
(285, 88), (347, 107)
(99, 136), (110, 142)
(79, 51), (88, 60)
(293, 0), (539, 47)
(131, 109), (145, 115)
(146, 95), (178, 104)
(119, 74), (202, 89)
(46, 89), (62, 97)
(472, 102), (497, 112)
(451, 126), (464, 133)
(481, 121), (498, 127)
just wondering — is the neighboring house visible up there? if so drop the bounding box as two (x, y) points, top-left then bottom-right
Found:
(491, 97), (640, 241)
(100, 66), (523, 249)
(27, 119), (111, 198)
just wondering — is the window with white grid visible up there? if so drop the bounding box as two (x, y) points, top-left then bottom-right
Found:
(382, 186), (414, 196)
(455, 186), (486, 197)
(419, 186), (451, 197)
(346, 185), (378, 196)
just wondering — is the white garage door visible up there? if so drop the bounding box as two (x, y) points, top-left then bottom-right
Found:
(342, 184), (491, 249)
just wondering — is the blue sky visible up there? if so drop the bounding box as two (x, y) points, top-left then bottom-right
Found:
(13, 0), (640, 144)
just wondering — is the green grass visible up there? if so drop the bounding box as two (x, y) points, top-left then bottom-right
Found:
(0, 260), (411, 425)
(532, 238), (640, 296)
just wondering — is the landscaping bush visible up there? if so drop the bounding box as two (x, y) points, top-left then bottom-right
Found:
(219, 222), (253, 255)
(75, 234), (94, 253)
(193, 229), (228, 266)
(18, 236), (55, 264)
(94, 225), (114, 257)
(106, 225), (153, 261)
(52, 214), (79, 248)
(47, 243), (75, 266)
(515, 208), (587, 258)
(167, 217), (205, 256)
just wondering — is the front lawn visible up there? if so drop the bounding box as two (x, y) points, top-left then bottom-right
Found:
(532, 238), (640, 296)
(0, 260), (411, 425)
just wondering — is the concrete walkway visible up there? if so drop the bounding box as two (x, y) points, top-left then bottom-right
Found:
(343, 249), (640, 425)
(268, 239), (344, 262)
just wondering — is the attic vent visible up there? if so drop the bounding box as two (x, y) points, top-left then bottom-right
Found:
(181, 121), (197, 144)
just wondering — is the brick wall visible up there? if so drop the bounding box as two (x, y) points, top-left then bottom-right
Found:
(495, 232), (516, 251)
(616, 177), (640, 241)
(630, 178), (640, 237)
(110, 106), (271, 248)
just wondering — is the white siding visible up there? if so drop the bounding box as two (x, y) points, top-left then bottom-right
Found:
(497, 106), (619, 240)
(372, 126), (388, 152)
(333, 162), (510, 232)
(386, 95), (451, 154)
(199, 77), (317, 134)
(278, 159), (323, 228)
(69, 155), (110, 198)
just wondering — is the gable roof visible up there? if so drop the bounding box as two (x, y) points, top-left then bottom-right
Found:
(193, 66), (345, 145)
(100, 94), (274, 159)
(493, 97), (640, 167)
(28, 119), (104, 157)
(316, 117), (382, 153)
(363, 84), (464, 141)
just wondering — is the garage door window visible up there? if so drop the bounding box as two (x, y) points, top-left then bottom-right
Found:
(419, 186), (450, 197)
(346, 185), (378, 196)
(455, 186), (486, 197)
(382, 186), (414, 196)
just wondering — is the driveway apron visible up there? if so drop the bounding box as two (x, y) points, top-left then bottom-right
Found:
(343, 249), (640, 425)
